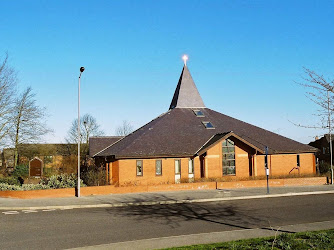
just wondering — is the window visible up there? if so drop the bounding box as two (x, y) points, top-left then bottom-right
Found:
(156, 160), (162, 175)
(188, 159), (194, 174)
(202, 121), (215, 129)
(136, 160), (143, 176)
(222, 139), (236, 175)
(297, 155), (300, 167)
(193, 109), (204, 117)
(175, 160), (181, 174)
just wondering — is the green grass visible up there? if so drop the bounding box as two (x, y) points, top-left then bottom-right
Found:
(163, 229), (334, 249)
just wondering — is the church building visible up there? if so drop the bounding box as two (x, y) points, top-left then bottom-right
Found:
(90, 59), (317, 186)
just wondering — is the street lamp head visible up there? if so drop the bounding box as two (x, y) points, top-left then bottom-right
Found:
(80, 67), (85, 73)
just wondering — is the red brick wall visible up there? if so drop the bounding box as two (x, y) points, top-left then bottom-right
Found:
(111, 141), (315, 185)
(252, 153), (315, 177)
(206, 144), (221, 178)
(111, 161), (119, 184)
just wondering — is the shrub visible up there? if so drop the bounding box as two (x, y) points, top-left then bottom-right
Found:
(0, 183), (22, 191)
(41, 173), (85, 189)
(0, 173), (86, 191)
(11, 164), (29, 178)
(319, 162), (331, 174)
(82, 168), (106, 186)
(21, 184), (49, 190)
(43, 167), (59, 178)
(0, 176), (20, 186)
(0, 183), (50, 191)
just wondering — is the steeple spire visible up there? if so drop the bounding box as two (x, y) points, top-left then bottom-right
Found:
(169, 57), (206, 110)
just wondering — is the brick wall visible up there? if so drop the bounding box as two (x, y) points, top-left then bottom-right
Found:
(110, 140), (315, 185)
(264, 153), (315, 176)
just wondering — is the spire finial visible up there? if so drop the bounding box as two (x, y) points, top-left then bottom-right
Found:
(182, 54), (188, 66)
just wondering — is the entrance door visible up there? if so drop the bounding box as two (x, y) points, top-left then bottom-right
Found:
(200, 154), (206, 178)
(188, 159), (194, 181)
(175, 159), (181, 183)
(29, 158), (43, 177)
(248, 154), (253, 176)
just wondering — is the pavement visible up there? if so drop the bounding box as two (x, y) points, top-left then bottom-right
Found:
(1, 184), (334, 210)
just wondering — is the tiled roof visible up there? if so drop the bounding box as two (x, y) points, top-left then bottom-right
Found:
(95, 108), (316, 158)
(169, 66), (205, 109)
(89, 136), (123, 157)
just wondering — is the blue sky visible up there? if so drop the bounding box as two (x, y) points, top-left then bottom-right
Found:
(1, 0), (333, 144)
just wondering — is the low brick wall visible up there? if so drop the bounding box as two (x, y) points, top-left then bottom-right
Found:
(147, 182), (216, 192)
(0, 188), (75, 199)
(217, 177), (327, 189)
(0, 177), (327, 199)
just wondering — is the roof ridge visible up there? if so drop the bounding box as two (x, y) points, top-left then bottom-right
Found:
(90, 136), (123, 138)
(92, 137), (124, 157)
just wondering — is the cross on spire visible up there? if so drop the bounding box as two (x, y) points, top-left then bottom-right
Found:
(182, 54), (188, 66)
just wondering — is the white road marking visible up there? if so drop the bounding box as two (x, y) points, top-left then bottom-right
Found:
(22, 210), (38, 213)
(42, 209), (56, 212)
(2, 211), (19, 215)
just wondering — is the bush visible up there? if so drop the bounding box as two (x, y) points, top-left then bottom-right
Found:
(43, 167), (58, 178)
(0, 183), (22, 191)
(41, 173), (85, 189)
(319, 162), (331, 174)
(82, 167), (106, 186)
(21, 184), (49, 190)
(0, 173), (86, 191)
(0, 183), (50, 191)
(0, 176), (20, 186)
(11, 164), (29, 178)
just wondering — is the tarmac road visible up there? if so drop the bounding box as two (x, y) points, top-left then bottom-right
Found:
(1, 193), (334, 249)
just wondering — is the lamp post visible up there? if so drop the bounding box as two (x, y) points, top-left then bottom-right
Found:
(77, 66), (85, 197)
(327, 90), (333, 185)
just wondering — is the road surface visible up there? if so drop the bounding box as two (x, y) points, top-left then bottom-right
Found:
(1, 193), (333, 249)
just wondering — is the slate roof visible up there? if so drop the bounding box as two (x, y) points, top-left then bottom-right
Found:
(93, 64), (316, 159)
(169, 66), (205, 109)
(89, 136), (123, 157)
(95, 108), (316, 158)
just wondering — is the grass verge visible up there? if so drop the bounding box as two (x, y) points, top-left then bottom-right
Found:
(163, 229), (334, 249)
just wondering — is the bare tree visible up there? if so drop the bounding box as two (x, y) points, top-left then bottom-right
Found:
(10, 87), (51, 167)
(66, 114), (105, 144)
(294, 68), (334, 184)
(115, 120), (133, 136)
(0, 53), (17, 147)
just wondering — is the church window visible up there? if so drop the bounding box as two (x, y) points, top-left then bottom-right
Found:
(136, 160), (143, 176)
(222, 139), (236, 175)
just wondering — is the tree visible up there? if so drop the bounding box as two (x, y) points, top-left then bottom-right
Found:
(115, 120), (133, 136)
(0, 53), (17, 148)
(295, 68), (334, 184)
(66, 114), (104, 166)
(9, 87), (51, 167)
(66, 113), (104, 144)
